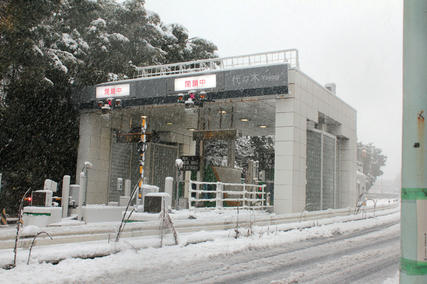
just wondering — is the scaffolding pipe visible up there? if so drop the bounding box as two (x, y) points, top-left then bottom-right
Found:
(401, 0), (427, 282)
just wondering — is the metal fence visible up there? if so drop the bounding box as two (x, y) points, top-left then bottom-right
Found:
(188, 180), (269, 210)
(135, 49), (299, 79)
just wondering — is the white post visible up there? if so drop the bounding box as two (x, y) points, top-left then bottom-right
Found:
(165, 177), (173, 203)
(78, 172), (86, 221)
(124, 179), (131, 197)
(61, 175), (70, 218)
(216, 182), (223, 208)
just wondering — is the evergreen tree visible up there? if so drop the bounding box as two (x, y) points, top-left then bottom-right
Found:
(0, 0), (217, 213)
(357, 142), (387, 190)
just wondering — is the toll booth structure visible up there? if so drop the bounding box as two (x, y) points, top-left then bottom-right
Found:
(76, 49), (357, 214)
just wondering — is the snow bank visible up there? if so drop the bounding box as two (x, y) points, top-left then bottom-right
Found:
(0, 208), (400, 283)
(20, 225), (41, 237)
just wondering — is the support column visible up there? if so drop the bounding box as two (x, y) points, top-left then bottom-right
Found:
(76, 111), (111, 204)
(227, 139), (235, 168)
(274, 97), (307, 214)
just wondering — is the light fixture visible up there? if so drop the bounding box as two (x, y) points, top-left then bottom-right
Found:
(240, 118), (249, 122)
(259, 125), (267, 128)
(177, 93), (184, 103)
(219, 110), (227, 114)
(199, 91), (207, 101)
(166, 122), (173, 125)
(187, 128), (196, 131)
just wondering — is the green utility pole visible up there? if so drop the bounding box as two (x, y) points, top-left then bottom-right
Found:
(401, 0), (427, 282)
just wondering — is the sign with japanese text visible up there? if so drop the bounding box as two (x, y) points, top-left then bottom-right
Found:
(181, 155), (200, 171)
(174, 74), (216, 91)
(96, 84), (130, 99)
(192, 129), (238, 141)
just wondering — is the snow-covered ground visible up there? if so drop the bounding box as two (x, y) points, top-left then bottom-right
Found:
(0, 201), (399, 284)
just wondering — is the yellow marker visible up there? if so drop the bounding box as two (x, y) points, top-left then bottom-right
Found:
(1, 208), (7, 225)
(137, 115), (148, 204)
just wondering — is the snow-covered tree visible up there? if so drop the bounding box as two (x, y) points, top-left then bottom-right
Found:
(357, 142), (387, 190)
(204, 136), (274, 182)
(0, 0), (217, 212)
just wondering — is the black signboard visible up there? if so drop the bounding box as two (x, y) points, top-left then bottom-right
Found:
(181, 155), (200, 171)
(192, 129), (237, 141)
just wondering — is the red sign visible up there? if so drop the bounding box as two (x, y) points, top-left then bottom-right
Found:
(96, 84), (130, 98)
(175, 74), (216, 91)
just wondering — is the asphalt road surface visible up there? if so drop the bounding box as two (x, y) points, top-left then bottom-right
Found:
(102, 219), (399, 284)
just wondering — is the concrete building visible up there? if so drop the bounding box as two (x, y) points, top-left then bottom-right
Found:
(76, 50), (357, 214)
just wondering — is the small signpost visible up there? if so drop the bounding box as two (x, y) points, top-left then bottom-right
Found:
(180, 156), (200, 171)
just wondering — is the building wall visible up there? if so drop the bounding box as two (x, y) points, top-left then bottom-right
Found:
(274, 69), (357, 214)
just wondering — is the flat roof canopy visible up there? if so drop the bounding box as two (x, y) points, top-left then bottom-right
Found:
(80, 62), (291, 137)
(80, 64), (288, 109)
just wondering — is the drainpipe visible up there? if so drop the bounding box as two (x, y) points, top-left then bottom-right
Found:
(401, 0), (427, 282)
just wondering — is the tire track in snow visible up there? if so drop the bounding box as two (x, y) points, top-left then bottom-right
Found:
(109, 218), (399, 284)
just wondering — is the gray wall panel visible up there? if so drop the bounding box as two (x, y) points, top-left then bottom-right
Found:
(306, 130), (337, 211)
(306, 131), (322, 210)
(323, 135), (336, 209)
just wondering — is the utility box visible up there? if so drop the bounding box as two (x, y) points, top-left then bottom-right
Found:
(117, 178), (123, 191)
(31, 190), (53, 207)
(144, 192), (170, 213)
(69, 184), (80, 207)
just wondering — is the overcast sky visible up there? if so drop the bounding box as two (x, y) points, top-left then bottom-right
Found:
(145, 0), (403, 181)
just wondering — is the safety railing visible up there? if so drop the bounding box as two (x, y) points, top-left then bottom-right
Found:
(188, 180), (269, 210)
(135, 49), (299, 79)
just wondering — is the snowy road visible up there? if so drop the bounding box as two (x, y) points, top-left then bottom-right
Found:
(0, 207), (400, 284)
(102, 219), (400, 284)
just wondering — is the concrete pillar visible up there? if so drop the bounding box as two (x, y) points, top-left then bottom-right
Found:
(124, 179), (131, 197)
(61, 175), (70, 218)
(227, 139), (235, 168)
(216, 182), (223, 208)
(165, 177), (173, 203)
(337, 139), (357, 208)
(274, 97), (307, 214)
(76, 111), (111, 204)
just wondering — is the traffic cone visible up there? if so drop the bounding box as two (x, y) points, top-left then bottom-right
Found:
(1, 208), (7, 225)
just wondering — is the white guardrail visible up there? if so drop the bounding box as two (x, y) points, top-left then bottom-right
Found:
(188, 180), (269, 210)
(135, 49), (299, 79)
(0, 202), (399, 250)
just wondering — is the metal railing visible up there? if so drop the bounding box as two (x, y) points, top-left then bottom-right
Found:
(136, 49), (299, 79)
(188, 180), (269, 210)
